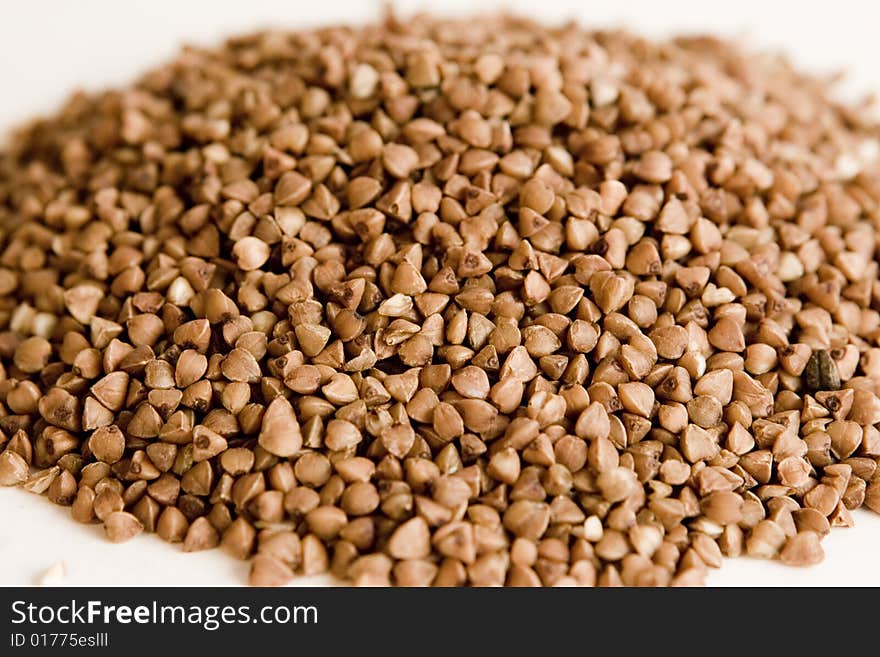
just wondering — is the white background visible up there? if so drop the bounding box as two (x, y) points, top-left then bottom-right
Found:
(1, 0), (879, 586)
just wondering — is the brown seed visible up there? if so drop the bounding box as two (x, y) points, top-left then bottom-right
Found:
(103, 512), (144, 543)
(176, 350), (208, 388)
(708, 318), (745, 352)
(295, 324), (331, 357)
(183, 517), (220, 552)
(38, 388), (81, 432)
(340, 482), (380, 516)
(306, 506), (348, 541)
(88, 426), (125, 464)
(192, 425), (228, 462)
(681, 425), (719, 463)
(47, 470), (77, 506)
(91, 372), (130, 412)
(433, 402), (464, 441)
(286, 365), (321, 394)
(274, 171), (312, 206)
(70, 486), (96, 523)
(650, 325), (688, 360)
(221, 348), (262, 383)
(157, 507), (189, 543)
(701, 491), (743, 525)
(219, 518), (255, 559)
(803, 350), (840, 392)
(94, 489), (124, 521)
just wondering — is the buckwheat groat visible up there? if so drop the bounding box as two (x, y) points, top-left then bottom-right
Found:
(1, 14), (880, 587)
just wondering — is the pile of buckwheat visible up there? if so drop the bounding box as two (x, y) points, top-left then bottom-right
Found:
(1, 13), (880, 587)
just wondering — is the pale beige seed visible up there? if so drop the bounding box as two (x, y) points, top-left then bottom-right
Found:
(701, 491), (743, 525)
(0, 451), (29, 486)
(387, 517), (431, 560)
(394, 559), (438, 587)
(381, 424), (415, 459)
(14, 336), (52, 373)
(183, 517), (220, 552)
(349, 62), (379, 98)
(233, 237), (271, 271)
(596, 467), (640, 503)
(382, 143), (420, 178)
(866, 480), (880, 514)
(350, 553), (393, 587)
(22, 467), (60, 495)
(779, 531), (824, 567)
(36, 561), (66, 586)
(306, 506), (348, 541)
(64, 284), (103, 324)
(258, 397), (303, 457)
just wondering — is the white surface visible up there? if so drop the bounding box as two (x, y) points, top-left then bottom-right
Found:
(2, 0), (880, 586)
